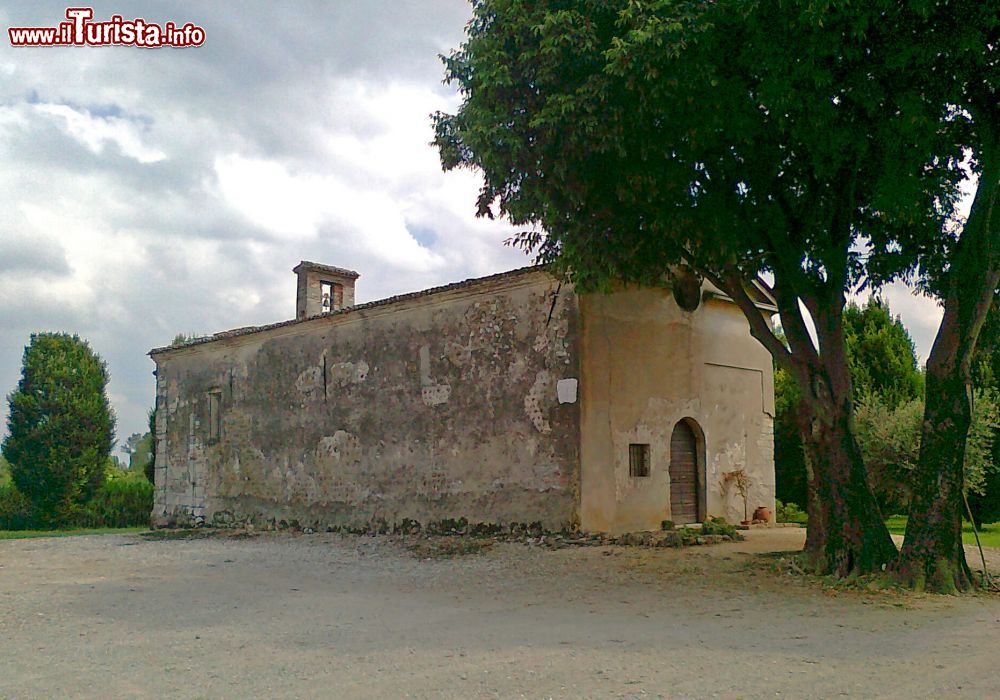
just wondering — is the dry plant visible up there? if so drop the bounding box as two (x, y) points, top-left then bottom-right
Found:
(721, 469), (752, 522)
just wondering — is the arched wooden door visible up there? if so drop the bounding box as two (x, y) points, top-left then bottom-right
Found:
(669, 421), (699, 524)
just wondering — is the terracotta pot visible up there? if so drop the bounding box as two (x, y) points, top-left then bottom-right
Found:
(740, 520), (752, 527)
(753, 506), (772, 523)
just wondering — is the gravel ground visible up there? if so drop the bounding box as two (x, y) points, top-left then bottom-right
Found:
(1, 528), (999, 699)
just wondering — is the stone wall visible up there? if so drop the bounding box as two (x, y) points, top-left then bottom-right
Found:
(151, 269), (581, 530)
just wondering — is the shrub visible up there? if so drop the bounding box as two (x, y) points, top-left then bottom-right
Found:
(0, 483), (34, 530)
(144, 408), (156, 484)
(854, 389), (1000, 517)
(0, 471), (151, 531)
(74, 470), (153, 528)
(853, 394), (922, 514)
(701, 516), (737, 538)
(775, 499), (808, 525)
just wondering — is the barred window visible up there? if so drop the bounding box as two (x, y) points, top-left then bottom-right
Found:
(629, 443), (650, 477)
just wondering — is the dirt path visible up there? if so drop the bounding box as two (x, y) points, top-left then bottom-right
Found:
(1, 528), (998, 699)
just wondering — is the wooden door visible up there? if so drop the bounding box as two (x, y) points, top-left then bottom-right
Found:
(669, 421), (699, 524)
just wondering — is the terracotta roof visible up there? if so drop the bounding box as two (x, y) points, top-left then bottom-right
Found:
(149, 265), (549, 357)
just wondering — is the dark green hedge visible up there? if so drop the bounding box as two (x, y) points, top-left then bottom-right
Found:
(0, 474), (152, 530)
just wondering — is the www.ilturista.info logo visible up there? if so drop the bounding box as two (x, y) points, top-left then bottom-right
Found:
(9, 8), (205, 48)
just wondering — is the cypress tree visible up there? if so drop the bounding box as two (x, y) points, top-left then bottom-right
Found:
(2, 333), (115, 525)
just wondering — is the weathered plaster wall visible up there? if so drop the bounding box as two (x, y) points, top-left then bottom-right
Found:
(151, 270), (581, 530)
(578, 287), (775, 533)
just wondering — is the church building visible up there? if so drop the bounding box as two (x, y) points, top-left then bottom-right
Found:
(149, 262), (776, 533)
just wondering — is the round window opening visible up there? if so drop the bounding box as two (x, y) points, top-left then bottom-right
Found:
(672, 269), (702, 312)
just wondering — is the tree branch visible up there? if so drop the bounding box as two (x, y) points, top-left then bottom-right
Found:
(698, 264), (793, 369)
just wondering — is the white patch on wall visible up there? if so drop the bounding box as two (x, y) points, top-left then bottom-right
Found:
(422, 384), (451, 406)
(530, 462), (563, 491)
(316, 430), (362, 465)
(295, 366), (324, 394)
(328, 360), (365, 387)
(525, 370), (552, 433)
(167, 380), (180, 415)
(418, 343), (451, 406)
(419, 344), (433, 385)
(354, 360), (369, 382)
(445, 341), (471, 367)
(556, 378), (578, 404)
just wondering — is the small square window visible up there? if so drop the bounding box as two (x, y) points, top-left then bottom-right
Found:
(629, 443), (650, 477)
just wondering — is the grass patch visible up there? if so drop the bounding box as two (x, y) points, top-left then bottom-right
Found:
(884, 516), (1000, 548)
(0, 526), (147, 541)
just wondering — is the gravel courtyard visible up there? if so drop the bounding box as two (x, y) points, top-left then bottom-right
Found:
(2, 529), (999, 699)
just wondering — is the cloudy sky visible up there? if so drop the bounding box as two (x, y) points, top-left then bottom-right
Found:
(0, 1), (946, 451)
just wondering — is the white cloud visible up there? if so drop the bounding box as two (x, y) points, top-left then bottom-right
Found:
(34, 103), (166, 163)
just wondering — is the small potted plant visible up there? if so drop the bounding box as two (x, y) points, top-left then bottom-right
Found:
(721, 469), (753, 526)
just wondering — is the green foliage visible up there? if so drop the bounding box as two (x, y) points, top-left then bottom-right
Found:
(0, 483), (34, 530)
(0, 454), (10, 487)
(2, 333), (116, 524)
(0, 468), (151, 531)
(171, 333), (205, 347)
(775, 297), (925, 508)
(435, 1), (965, 295)
(968, 470), (1000, 526)
(127, 431), (153, 478)
(853, 389), (1000, 516)
(75, 468), (153, 528)
(145, 407), (156, 484)
(853, 396), (924, 514)
(844, 299), (923, 408)
(967, 299), (1000, 525)
(775, 500), (808, 526)
(0, 527), (146, 540)
(773, 366), (808, 508)
(885, 516), (1000, 550)
(700, 517), (737, 538)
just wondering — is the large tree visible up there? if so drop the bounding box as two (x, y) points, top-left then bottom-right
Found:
(894, 2), (1000, 592)
(2, 333), (115, 524)
(436, 0), (961, 576)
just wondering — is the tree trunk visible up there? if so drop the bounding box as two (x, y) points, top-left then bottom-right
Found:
(896, 368), (975, 592)
(795, 375), (898, 576)
(707, 269), (897, 575)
